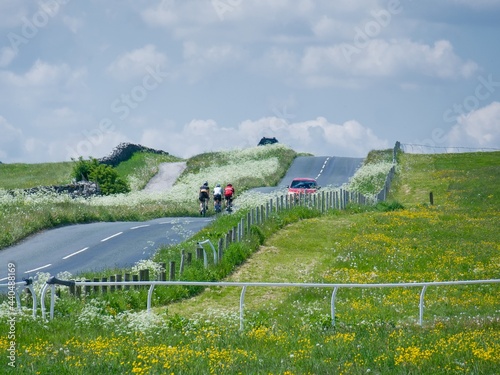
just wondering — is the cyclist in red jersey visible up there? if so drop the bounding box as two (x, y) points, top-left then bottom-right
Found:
(224, 183), (235, 210)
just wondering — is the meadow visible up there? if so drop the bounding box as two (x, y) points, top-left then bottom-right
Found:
(0, 147), (499, 374)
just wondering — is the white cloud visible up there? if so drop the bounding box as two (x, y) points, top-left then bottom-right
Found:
(446, 0), (500, 9)
(446, 102), (500, 147)
(183, 41), (245, 65)
(141, 0), (178, 27)
(0, 116), (24, 161)
(300, 39), (478, 84)
(62, 15), (83, 33)
(0, 60), (76, 87)
(0, 47), (17, 67)
(0, 0), (29, 28)
(107, 44), (168, 81)
(0, 61), (86, 110)
(141, 116), (389, 159)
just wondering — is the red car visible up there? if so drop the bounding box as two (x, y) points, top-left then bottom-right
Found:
(287, 177), (319, 195)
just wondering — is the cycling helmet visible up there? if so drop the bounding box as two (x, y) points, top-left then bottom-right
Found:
(203, 181), (208, 186)
(216, 184), (221, 187)
(227, 183), (232, 187)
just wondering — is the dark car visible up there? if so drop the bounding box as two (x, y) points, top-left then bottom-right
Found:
(287, 178), (319, 196)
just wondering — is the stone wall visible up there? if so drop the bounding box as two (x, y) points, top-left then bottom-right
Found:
(9, 181), (100, 199)
(7, 143), (168, 198)
(99, 142), (169, 167)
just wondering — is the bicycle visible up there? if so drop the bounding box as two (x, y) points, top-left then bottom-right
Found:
(225, 196), (233, 213)
(200, 197), (208, 216)
(214, 194), (222, 213)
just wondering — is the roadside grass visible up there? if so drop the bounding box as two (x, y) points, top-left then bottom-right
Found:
(0, 161), (74, 189)
(345, 148), (395, 196)
(1, 150), (499, 374)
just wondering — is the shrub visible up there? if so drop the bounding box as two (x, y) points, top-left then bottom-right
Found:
(89, 164), (129, 195)
(71, 157), (130, 195)
(71, 156), (99, 181)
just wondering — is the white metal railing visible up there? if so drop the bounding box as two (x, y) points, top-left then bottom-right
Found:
(0, 279), (37, 318)
(40, 277), (500, 329)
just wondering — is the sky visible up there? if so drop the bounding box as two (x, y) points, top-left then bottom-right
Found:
(1, 0), (500, 164)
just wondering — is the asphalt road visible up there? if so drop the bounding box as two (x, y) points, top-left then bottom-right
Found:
(0, 155), (363, 282)
(0, 217), (211, 282)
(253, 155), (364, 193)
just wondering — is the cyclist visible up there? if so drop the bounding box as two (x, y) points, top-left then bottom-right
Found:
(224, 183), (235, 210)
(199, 181), (210, 215)
(213, 183), (222, 212)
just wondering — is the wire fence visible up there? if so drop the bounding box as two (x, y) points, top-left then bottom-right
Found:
(400, 143), (500, 154)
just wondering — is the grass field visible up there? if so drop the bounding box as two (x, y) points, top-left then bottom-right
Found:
(0, 149), (499, 374)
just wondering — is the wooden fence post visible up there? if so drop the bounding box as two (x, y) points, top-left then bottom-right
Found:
(169, 261), (175, 281)
(218, 238), (224, 261)
(84, 279), (91, 296)
(196, 244), (204, 260)
(101, 277), (108, 293)
(160, 263), (166, 281)
(116, 274), (122, 290)
(110, 275), (116, 292)
(124, 273), (130, 290)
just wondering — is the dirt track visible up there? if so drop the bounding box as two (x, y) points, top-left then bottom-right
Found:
(142, 162), (187, 192)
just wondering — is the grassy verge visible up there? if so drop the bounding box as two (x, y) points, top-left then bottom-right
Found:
(0, 162), (74, 189)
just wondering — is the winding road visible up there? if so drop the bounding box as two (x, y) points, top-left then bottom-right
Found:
(0, 155), (363, 282)
(0, 218), (211, 282)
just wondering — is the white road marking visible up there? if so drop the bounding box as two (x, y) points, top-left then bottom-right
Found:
(0, 277), (8, 282)
(25, 264), (52, 273)
(101, 232), (123, 242)
(62, 247), (89, 260)
(130, 224), (150, 230)
(315, 157), (330, 180)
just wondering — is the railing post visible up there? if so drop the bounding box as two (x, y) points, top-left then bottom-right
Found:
(147, 284), (155, 313)
(331, 287), (339, 327)
(239, 286), (247, 331)
(50, 284), (56, 320)
(419, 285), (428, 326)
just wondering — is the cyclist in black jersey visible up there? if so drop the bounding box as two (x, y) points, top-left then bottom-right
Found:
(199, 181), (210, 215)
